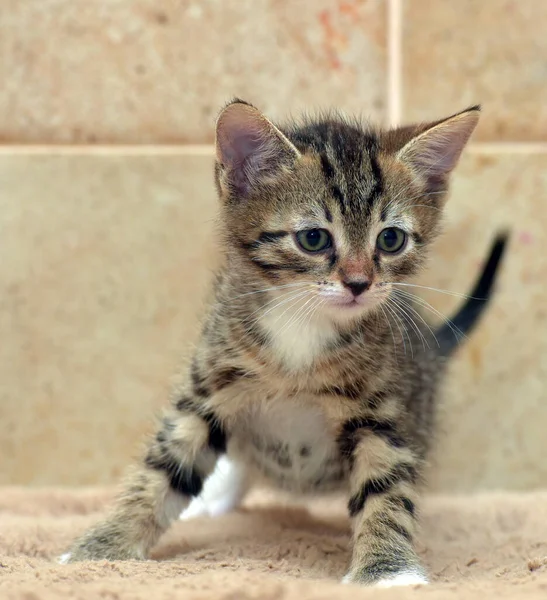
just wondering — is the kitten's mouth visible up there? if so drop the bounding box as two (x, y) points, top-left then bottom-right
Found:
(327, 293), (386, 313)
(329, 297), (367, 310)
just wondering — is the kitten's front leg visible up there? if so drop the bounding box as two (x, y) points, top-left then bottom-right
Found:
(339, 416), (428, 587)
(62, 399), (225, 562)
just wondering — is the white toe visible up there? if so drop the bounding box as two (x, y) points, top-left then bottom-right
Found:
(342, 571), (428, 587)
(374, 572), (429, 588)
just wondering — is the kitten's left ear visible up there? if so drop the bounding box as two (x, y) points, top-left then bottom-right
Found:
(215, 99), (300, 199)
(397, 106), (480, 187)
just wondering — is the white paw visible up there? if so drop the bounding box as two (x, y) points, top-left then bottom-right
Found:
(341, 571), (428, 587)
(179, 455), (248, 521)
(58, 552), (71, 565)
(179, 496), (210, 520)
(374, 572), (429, 588)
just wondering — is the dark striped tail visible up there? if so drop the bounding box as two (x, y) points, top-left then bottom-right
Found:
(436, 232), (509, 357)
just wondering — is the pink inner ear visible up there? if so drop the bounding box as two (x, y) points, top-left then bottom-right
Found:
(412, 131), (467, 176)
(216, 103), (277, 168)
(400, 111), (479, 178)
(217, 112), (267, 168)
(215, 103), (299, 197)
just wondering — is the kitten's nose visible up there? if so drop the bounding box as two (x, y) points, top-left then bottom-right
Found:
(342, 280), (370, 297)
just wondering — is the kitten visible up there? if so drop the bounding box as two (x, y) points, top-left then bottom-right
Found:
(61, 100), (507, 586)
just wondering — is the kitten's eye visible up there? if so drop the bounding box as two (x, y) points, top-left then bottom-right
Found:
(376, 228), (407, 253)
(296, 229), (332, 253)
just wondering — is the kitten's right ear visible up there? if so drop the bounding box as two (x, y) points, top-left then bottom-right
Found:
(215, 100), (300, 199)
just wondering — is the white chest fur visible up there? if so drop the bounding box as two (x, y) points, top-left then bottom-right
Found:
(259, 296), (338, 371)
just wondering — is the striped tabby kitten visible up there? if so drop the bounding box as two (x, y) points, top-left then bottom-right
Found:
(62, 100), (507, 586)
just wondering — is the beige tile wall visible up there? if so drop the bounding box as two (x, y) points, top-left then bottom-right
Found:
(0, 0), (545, 490)
(0, 0), (386, 143)
(402, 0), (547, 141)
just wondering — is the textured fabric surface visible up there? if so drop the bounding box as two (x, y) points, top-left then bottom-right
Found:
(1, 487), (547, 599)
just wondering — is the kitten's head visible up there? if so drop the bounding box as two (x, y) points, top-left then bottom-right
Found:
(214, 100), (479, 325)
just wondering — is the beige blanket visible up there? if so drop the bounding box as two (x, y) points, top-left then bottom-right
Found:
(1, 487), (546, 599)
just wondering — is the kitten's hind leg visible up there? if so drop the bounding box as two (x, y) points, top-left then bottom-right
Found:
(62, 404), (225, 562)
(180, 455), (250, 520)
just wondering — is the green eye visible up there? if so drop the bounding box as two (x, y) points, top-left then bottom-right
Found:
(376, 228), (407, 253)
(296, 229), (332, 253)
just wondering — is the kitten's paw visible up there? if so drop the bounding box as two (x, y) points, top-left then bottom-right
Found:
(62, 541), (144, 563)
(57, 552), (71, 565)
(342, 569), (428, 587)
(62, 523), (146, 562)
(180, 455), (248, 520)
(374, 572), (429, 588)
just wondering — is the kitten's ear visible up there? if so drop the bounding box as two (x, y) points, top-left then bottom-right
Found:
(215, 100), (300, 199)
(397, 106), (480, 187)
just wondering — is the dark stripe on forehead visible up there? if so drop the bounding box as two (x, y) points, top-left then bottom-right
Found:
(363, 135), (384, 215)
(284, 119), (386, 216)
(320, 152), (347, 215)
(320, 153), (336, 180)
(285, 120), (332, 152)
(367, 153), (384, 209)
(327, 129), (383, 217)
(331, 127), (364, 169)
(332, 185), (346, 214)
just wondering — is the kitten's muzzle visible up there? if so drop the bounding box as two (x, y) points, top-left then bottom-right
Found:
(342, 280), (371, 297)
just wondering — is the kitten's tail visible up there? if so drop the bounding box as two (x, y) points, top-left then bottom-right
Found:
(436, 232), (509, 358)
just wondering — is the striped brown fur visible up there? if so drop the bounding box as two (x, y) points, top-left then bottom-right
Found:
(62, 100), (507, 587)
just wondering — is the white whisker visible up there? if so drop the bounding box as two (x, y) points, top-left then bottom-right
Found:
(276, 293), (318, 338)
(389, 294), (429, 351)
(246, 288), (311, 327)
(390, 282), (482, 301)
(378, 304), (398, 362)
(298, 297), (325, 333)
(383, 300), (410, 357)
(269, 292), (314, 333)
(394, 288), (466, 345)
(392, 291), (440, 348)
(386, 297), (417, 356)
(229, 281), (310, 300)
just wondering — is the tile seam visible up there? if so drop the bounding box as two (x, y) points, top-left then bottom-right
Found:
(387, 0), (403, 127)
(0, 143), (546, 155)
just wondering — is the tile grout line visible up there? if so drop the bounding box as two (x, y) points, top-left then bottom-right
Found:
(0, 144), (216, 155)
(467, 143), (547, 154)
(387, 0), (402, 128)
(0, 144), (546, 155)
